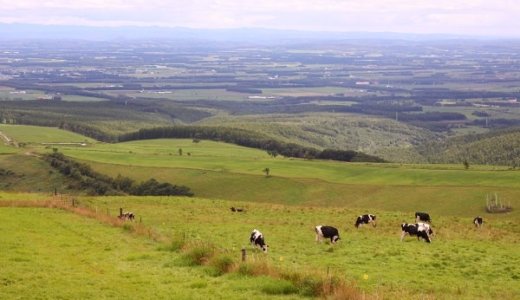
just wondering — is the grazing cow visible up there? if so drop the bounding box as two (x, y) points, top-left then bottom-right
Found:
(315, 225), (340, 244)
(118, 212), (135, 221)
(400, 223), (432, 243)
(250, 229), (268, 252)
(230, 207), (245, 212)
(474, 216), (483, 228)
(355, 214), (377, 228)
(415, 212), (431, 223)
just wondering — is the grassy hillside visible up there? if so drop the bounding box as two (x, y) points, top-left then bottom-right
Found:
(0, 124), (96, 144)
(0, 207), (308, 299)
(51, 139), (520, 188)
(0, 154), (77, 193)
(198, 113), (435, 162)
(76, 196), (520, 298)
(0, 128), (517, 217)
(422, 128), (520, 167)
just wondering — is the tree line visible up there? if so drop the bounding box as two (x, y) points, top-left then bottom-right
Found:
(44, 152), (193, 196)
(119, 126), (386, 163)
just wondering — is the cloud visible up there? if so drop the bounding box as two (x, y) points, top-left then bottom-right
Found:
(0, 0), (519, 36)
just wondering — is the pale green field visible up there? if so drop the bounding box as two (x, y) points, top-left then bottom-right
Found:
(104, 89), (252, 101)
(261, 87), (367, 97)
(0, 207), (306, 299)
(0, 89), (47, 100)
(0, 124), (96, 144)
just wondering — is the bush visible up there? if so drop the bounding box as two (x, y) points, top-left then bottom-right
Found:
(182, 243), (215, 266)
(210, 254), (235, 276)
(261, 279), (298, 295)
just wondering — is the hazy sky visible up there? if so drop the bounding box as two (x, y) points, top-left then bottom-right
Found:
(1, 0), (519, 37)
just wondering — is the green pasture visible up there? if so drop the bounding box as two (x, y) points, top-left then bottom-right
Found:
(0, 207), (304, 299)
(0, 154), (77, 194)
(0, 143), (17, 154)
(0, 124), (96, 144)
(104, 88), (251, 101)
(0, 89), (47, 100)
(78, 196), (520, 299)
(261, 87), (359, 97)
(51, 139), (520, 189)
(60, 95), (108, 102)
(85, 161), (520, 218)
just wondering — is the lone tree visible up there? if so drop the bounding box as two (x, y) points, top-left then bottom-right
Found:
(463, 159), (470, 170)
(263, 167), (270, 177)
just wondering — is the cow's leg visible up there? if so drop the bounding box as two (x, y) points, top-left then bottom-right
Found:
(400, 231), (406, 242)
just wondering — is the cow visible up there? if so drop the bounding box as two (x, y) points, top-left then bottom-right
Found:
(400, 223), (432, 243)
(474, 216), (483, 228)
(230, 207), (245, 212)
(315, 225), (340, 244)
(118, 212), (135, 221)
(355, 214), (376, 228)
(250, 229), (268, 252)
(415, 212), (431, 223)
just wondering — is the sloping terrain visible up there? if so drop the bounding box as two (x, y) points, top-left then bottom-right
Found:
(421, 128), (520, 167)
(198, 113), (437, 162)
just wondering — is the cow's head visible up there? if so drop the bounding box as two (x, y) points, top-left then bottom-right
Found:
(332, 235), (340, 243)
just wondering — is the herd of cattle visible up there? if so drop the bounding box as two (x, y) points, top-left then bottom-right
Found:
(119, 209), (485, 253)
(249, 212), (485, 253)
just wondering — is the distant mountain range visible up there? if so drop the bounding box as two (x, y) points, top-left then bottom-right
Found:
(0, 23), (504, 42)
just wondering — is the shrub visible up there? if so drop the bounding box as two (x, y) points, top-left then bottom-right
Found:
(261, 279), (298, 295)
(210, 254), (236, 276)
(182, 243), (215, 266)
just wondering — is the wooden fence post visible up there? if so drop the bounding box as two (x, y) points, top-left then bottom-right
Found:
(119, 208), (123, 217)
(241, 248), (247, 262)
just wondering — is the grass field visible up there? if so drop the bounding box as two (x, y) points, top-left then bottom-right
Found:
(51, 139), (520, 188)
(0, 207), (311, 299)
(0, 127), (518, 217)
(1, 125), (519, 299)
(0, 124), (96, 144)
(19, 196), (520, 299)
(0, 143), (18, 154)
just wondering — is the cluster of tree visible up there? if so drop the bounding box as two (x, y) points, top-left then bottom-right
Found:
(397, 112), (466, 122)
(472, 111), (490, 117)
(418, 128), (520, 167)
(119, 126), (386, 163)
(471, 118), (520, 128)
(44, 152), (193, 196)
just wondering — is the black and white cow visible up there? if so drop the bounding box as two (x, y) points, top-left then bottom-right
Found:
(415, 212), (431, 223)
(355, 214), (376, 228)
(473, 216), (483, 228)
(400, 223), (432, 243)
(230, 207), (245, 212)
(118, 212), (135, 221)
(250, 229), (268, 252)
(315, 225), (340, 244)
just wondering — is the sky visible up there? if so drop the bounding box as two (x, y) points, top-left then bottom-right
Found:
(0, 0), (519, 37)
